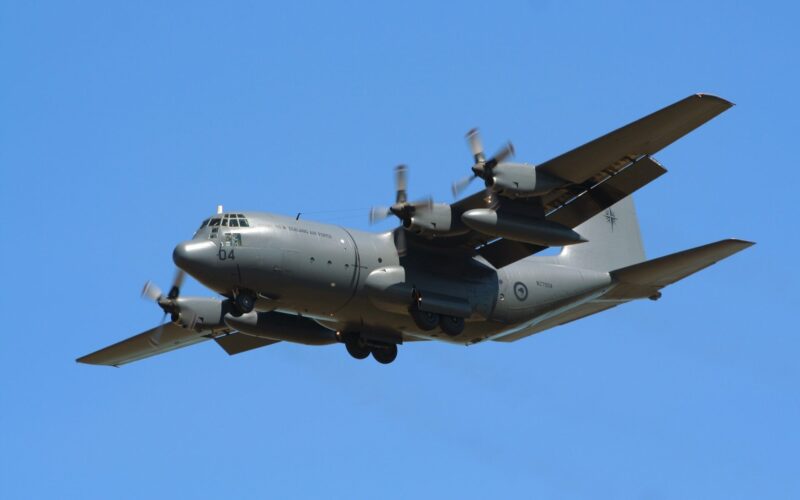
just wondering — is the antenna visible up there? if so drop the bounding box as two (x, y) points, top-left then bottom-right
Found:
(217, 204), (223, 214)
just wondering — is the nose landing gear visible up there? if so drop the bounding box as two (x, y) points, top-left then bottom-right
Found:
(230, 290), (257, 316)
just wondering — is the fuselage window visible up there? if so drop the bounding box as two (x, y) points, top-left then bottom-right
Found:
(209, 218), (221, 226)
(222, 233), (242, 247)
(222, 219), (228, 226)
(230, 219), (239, 227)
(239, 219), (249, 227)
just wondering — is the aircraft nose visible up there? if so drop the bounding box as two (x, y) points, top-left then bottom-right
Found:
(173, 240), (217, 276)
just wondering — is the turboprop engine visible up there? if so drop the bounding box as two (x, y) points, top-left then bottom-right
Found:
(404, 203), (468, 236)
(451, 129), (565, 199)
(487, 162), (563, 198)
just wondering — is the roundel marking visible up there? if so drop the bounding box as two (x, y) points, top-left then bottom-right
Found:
(513, 281), (528, 301)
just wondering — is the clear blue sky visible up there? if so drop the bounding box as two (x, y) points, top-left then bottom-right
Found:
(2, 1), (798, 498)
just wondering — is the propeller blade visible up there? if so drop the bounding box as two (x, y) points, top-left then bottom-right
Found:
(141, 281), (162, 301)
(369, 206), (391, 224)
(452, 174), (477, 197)
(151, 313), (168, 345)
(394, 164), (408, 203)
(466, 128), (485, 163)
(490, 141), (515, 165)
(409, 196), (434, 212)
(393, 227), (408, 257)
(167, 270), (185, 300)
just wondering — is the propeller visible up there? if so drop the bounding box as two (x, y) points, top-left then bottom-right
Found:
(369, 165), (433, 225)
(451, 128), (515, 197)
(141, 269), (185, 343)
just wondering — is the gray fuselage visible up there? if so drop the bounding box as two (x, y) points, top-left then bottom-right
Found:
(174, 211), (612, 345)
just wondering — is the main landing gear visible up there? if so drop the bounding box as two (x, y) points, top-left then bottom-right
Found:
(342, 333), (399, 365)
(409, 304), (465, 337)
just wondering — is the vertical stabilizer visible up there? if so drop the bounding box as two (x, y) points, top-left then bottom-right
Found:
(556, 196), (646, 272)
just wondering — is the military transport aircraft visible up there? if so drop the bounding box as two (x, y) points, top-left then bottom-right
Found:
(77, 93), (753, 366)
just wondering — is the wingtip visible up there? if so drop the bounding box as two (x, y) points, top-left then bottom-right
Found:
(76, 353), (119, 367)
(694, 93), (735, 108)
(716, 238), (756, 251)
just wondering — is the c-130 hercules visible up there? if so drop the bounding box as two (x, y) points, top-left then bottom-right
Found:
(78, 94), (753, 366)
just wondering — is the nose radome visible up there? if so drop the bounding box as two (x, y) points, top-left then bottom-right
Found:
(173, 240), (217, 276)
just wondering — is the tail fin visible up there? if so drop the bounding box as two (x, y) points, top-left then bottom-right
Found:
(556, 196), (646, 272)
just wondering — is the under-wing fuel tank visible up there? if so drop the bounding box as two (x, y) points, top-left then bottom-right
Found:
(461, 209), (586, 247)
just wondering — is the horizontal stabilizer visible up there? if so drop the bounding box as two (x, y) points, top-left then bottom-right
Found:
(76, 323), (211, 367)
(607, 238), (754, 299)
(215, 333), (279, 355)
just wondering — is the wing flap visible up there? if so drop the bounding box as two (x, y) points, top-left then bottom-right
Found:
(537, 93), (733, 184)
(215, 333), (280, 355)
(547, 156), (666, 228)
(76, 323), (213, 367)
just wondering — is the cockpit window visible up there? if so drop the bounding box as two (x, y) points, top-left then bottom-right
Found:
(210, 214), (250, 230)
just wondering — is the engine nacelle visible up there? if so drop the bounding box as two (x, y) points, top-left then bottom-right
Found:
(404, 203), (468, 237)
(172, 297), (230, 332)
(489, 163), (562, 198)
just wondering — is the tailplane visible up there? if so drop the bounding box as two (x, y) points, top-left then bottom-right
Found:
(605, 239), (754, 300)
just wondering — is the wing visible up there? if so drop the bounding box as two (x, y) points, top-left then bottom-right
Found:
(76, 323), (216, 367)
(408, 94), (732, 268)
(76, 324), (281, 367)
